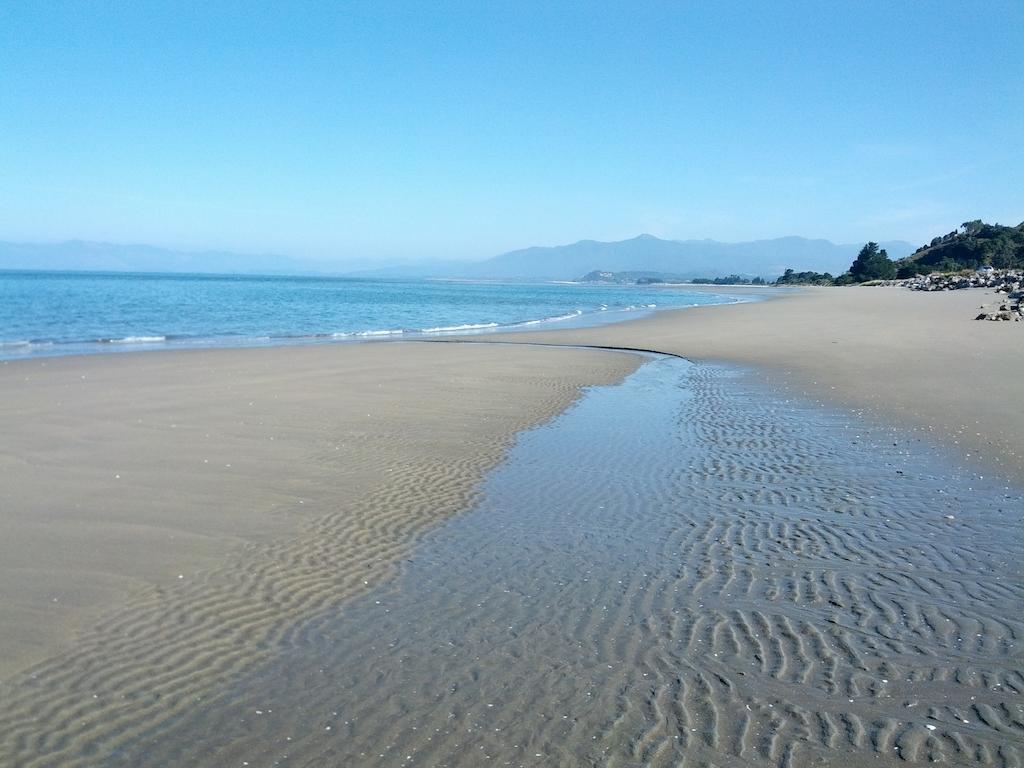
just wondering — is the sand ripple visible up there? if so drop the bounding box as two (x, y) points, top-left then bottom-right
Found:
(1, 356), (1021, 767)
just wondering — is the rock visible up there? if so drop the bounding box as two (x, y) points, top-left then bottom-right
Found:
(900, 270), (1023, 320)
(896, 269), (1023, 294)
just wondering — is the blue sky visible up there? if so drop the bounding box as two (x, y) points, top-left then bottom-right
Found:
(1, 1), (1021, 263)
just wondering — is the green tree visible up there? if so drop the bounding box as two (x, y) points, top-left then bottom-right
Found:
(961, 219), (984, 236)
(849, 242), (896, 281)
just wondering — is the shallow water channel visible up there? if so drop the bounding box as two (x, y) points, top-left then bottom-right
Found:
(23, 357), (1024, 766)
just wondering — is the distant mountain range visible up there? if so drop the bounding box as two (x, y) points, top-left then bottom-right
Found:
(350, 234), (916, 281)
(0, 234), (916, 281)
(463, 234), (915, 281)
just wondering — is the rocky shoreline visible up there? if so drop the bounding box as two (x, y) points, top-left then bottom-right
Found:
(882, 269), (1024, 321)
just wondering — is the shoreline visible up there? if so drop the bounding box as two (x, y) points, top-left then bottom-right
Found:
(3, 283), (1020, 676)
(3, 286), (1022, 764)
(0, 275), (745, 363)
(477, 284), (1024, 478)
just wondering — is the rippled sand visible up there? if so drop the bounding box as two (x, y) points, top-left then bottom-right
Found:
(3, 356), (1020, 766)
(484, 285), (1024, 476)
(0, 343), (637, 714)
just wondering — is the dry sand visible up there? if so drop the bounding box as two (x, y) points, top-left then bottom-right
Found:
(481, 285), (1024, 477)
(0, 342), (637, 679)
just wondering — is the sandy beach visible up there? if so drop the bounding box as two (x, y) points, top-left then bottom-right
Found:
(1, 287), (1022, 767)
(0, 342), (637, 679)
(484, 284), (1024, 477)
(6, 2), (1019, 762)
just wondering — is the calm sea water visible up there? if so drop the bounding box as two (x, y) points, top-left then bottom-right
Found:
(0, 270), (741, 359)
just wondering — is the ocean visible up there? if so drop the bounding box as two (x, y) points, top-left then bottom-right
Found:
(0, 270), (741, 360)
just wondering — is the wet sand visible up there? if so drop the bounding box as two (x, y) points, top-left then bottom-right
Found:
(6, 357), (1020, 767)
(483, 285), (1024, 477)
(0, 342), (638, 679)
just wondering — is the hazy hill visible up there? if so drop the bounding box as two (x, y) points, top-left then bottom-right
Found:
(1, 234), (917, 280)
(444, 234), (915, 281)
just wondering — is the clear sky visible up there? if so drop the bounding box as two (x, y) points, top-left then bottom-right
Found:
(1, 1), (1021, 263)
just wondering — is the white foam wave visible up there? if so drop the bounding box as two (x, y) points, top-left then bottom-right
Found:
(106, 336), (167, 344)
(421, 322), (500, 333)
(510, 309), (583, 328)
(355, 329), (406, 337)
